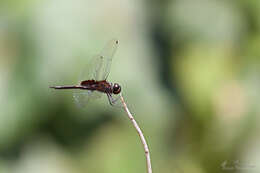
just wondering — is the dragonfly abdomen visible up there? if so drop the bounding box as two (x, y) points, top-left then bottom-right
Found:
(50, 85), (85, 89)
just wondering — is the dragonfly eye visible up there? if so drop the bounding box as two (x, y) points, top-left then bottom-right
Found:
(113, 83), (121, 94)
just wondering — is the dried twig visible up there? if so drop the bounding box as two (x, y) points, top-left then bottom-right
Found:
(120, 93), (152, 173)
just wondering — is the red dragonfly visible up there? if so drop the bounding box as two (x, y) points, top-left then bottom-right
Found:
(50, 39), (122, 107)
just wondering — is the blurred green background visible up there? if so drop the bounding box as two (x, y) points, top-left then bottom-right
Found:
(0, 0), (260, 173)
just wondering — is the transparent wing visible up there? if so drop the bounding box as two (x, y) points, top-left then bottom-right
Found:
(78, 39), (118, 82)
(73, 55), (102, 108)
(77, 54), (101, 82)
(73, 90), (102, 108)
(95, 39), (118, 80)
(73, 90), (92, 108)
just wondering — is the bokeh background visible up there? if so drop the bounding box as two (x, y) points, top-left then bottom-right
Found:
(0, 0), (260, 172)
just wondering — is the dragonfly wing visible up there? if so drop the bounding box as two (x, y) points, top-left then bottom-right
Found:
(78, 54), (101, 82)
(79, 39), (118, 82)
(95, 39), (118, 81)
(89, 91), (103, 99)
(73, 90), (102, 108)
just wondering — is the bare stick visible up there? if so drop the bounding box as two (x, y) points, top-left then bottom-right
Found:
(120, 93), (152, 173)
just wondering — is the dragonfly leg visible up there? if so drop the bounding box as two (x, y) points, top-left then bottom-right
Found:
(107, 93), (114, 106)
(111, 95), (120, 104)
(107, 93), (121, 106)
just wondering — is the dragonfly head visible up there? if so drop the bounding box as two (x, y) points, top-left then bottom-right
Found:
(112, 83), (121, 94)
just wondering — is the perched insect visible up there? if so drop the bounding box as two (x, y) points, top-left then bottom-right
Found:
(50, 39), (122, 107)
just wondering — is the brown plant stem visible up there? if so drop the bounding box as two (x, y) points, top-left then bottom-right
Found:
(120, 94), (152, 173)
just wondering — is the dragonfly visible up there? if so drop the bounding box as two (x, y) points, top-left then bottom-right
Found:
(50, 39), (122, 107)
